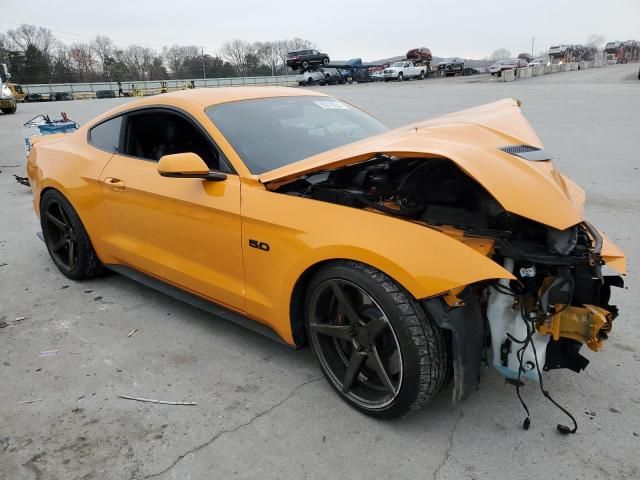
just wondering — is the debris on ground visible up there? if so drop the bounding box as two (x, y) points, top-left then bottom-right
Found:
(118, 395), (196, 406)
(14, 175), (30, 187)
(0, 322), (8, 328)
(17, 399), (43, 404)
(127, 329), (140, 338)
(39, 350), (58, 357)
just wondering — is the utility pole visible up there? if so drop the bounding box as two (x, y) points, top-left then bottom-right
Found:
(531, 37), (535, 56)
(201, 46), (206, 79)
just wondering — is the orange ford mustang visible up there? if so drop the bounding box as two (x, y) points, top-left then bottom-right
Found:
(27, 87), (625, 421)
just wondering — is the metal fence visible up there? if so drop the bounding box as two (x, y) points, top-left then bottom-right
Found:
(21, 75), (298, 97)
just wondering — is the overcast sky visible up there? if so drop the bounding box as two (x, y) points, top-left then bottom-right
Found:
(1, 0), (638, 60)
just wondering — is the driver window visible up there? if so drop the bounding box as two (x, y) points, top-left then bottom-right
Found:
(122, 110), (223, 170)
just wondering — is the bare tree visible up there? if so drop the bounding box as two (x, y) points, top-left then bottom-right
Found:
(50, 44), (74, 82)
(163, 44), (199, 77)
(274, 40), (291, 73)
(91, 35), (114, 76)
(286, 37), (315, 51)
(220, 39), (253, 76)
(586, 34), (606, 51)
(69, 43), (96, 81)
(489, 48), (511, 60)
(255, 41), (280, 75)
(6, 24), (54, 54)
(0, 22), (319, 83)
(123, 45), (156, 80)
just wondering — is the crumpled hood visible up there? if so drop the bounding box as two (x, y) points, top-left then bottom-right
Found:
(260, 98), (585, 230)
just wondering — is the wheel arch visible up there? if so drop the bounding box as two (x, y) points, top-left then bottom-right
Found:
(37, 183), (72, 218)
(36, 181), (114, 265)
(286, 250), (468, 347)
(289, 257), (415, 347)
(289, 259), (335, 346)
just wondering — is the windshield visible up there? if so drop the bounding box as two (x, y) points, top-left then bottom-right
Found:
(390, 62), (404, 67)
(206, 96), (388, 174)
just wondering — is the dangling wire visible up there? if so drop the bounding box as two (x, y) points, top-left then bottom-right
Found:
(513, 299), (534, 430)
(519, 297), (579, 434)
(494, 279), (579, 434)
(528, 320), (578, 435)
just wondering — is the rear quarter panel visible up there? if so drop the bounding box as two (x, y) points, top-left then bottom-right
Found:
(27, 131), (117, 263)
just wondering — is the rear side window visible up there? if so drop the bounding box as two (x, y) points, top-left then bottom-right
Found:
(89, 116), (122, 153)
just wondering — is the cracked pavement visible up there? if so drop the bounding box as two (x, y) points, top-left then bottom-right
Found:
(143, 378), (322, 479)
(1, 64), (639, 479)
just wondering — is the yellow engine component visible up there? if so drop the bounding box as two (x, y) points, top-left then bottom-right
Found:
(538, 304), (613, 352)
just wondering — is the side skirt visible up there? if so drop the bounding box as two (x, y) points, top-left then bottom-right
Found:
(105, 264), (292, 347)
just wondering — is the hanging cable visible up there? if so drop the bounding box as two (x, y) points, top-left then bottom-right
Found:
(519, 297), (579, 434)
(528, 321), (578, 434)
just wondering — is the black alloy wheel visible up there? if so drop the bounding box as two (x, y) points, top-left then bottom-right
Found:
(43, 198), (78, 272)
(308, 278), (403, 409)
(305, 261), (448, 418)
(40, 189), (104, 280)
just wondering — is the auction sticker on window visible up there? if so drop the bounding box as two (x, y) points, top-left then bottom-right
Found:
(314, 100), (349, 109)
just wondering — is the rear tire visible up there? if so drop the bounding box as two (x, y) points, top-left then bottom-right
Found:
(40, 189), (104, 280)
(305, 260), (448, 419)
(1, 106), (16, 114)
(397, 73), (403, 82)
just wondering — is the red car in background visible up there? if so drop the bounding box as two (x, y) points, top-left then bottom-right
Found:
(406, 47), (432, 64)
(488, 58), (528, 76)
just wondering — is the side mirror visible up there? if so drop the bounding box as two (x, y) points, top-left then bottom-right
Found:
(158, 152), (226, 181)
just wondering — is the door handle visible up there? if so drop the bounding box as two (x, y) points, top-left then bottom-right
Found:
(103, 177), (126, 191)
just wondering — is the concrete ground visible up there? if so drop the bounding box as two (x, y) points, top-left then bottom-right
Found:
(0, 64), (638, 480)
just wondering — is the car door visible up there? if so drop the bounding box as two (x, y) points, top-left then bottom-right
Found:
(98, 107), (245, 312)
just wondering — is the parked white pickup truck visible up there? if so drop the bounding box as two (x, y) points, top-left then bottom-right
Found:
(383, 61), (427, 81)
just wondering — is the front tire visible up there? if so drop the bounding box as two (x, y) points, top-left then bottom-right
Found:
(1, 105), (17, 114)
(305, 261), (448, 419)
(40, 189), (104, 280)
(397, 73), (403, 82)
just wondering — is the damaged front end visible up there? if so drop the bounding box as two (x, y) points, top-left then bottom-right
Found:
(272, 151), (625, 403)
(264, 99), (625, 420)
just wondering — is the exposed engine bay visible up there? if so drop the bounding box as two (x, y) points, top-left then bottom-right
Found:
(277, 154), (624, 392)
